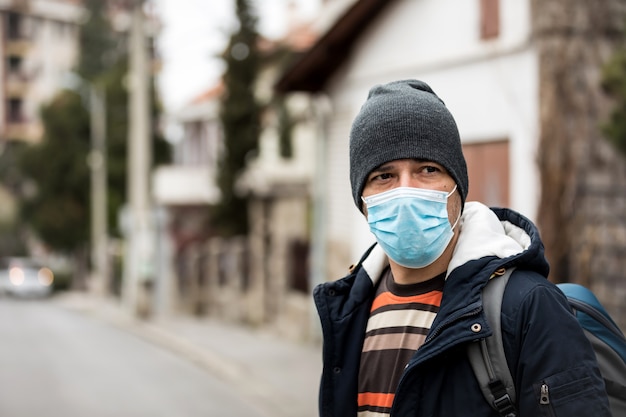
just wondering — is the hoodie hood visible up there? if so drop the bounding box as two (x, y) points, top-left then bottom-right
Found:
(449, 202), (549, 276)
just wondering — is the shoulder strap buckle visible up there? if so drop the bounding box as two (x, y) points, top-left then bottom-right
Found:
(468, 267), (518, 417)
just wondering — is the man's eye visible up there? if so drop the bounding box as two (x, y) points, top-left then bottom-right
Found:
(422, 166), (439, 174)
(373, 173), (392, 181)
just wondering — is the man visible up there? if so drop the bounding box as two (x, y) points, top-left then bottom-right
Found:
(313, 79), (611, 417)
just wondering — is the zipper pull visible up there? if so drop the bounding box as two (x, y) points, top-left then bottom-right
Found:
(540, 383), (550, 405)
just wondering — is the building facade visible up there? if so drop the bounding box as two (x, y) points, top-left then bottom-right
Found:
(152, 13), (321, 339)
(152, 84), (223, 315)
(0, 0), (84, 144)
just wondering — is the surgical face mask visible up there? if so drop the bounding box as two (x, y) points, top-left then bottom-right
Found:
(362, 186), (460, 269)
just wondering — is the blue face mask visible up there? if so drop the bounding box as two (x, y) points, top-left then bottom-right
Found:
(362, 186), (459, 269)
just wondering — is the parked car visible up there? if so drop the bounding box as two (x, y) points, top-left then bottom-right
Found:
(0, 257), (55, 298)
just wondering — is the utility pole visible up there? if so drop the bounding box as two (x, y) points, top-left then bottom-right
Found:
(123, 0), (153, 316)
(62, 72), (109, 297)
(89, 85), (108, 296)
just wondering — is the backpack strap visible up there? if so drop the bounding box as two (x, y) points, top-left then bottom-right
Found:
(468, 267), (517, 417)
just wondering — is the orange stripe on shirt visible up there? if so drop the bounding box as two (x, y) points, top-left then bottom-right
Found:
(358, 392), (395, 409)
(371, 290), (442, 312)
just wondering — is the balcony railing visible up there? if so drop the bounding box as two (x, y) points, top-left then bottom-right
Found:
(3, 120), (42, 143)
(5, 69), (31, 96)
(5, 37), (31, 55)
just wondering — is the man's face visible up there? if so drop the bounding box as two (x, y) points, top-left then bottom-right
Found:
(362, 158), (462, 225)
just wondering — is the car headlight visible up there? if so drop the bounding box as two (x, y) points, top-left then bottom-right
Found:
(9, 267), (24, 286)
(38, 268), (54, 286)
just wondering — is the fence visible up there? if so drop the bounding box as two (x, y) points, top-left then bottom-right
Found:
(174, 235), (315, 341)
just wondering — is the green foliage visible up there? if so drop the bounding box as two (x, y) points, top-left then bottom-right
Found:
(0, 143), (28, 256)
(20, 91), (91, 251)
(52, 270), (72, 292)
(601, 46), (626, 155)
(102, 60), (129, 233)
(78, 0), (119, 81)
(278, 99), (294, 158)
(215, 0), (261, 236)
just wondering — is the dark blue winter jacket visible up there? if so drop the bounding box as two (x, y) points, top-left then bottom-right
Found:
(313, 202), (611, 417)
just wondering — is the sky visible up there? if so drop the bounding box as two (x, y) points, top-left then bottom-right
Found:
(153, 0), (321, 114)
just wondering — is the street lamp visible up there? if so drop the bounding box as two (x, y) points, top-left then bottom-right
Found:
(63, 72), (108, 296)
(88, 85), (108, 296)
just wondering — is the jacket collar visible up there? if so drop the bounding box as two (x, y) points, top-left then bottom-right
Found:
(449, 202), (530, 273)
(361, 244), (388, 286)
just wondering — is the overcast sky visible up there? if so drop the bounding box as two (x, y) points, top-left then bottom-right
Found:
(153, 0), (320, 113)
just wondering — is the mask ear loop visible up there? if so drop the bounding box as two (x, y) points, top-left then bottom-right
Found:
(450, 209), (462, 231)
(447, 185), (462, 231)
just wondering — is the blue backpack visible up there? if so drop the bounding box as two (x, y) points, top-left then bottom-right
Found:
(469, 268), (626, 417)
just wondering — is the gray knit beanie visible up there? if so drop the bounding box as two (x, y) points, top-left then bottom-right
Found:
(349, 79), (468, 211)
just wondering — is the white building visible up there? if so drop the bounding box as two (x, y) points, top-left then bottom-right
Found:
(277, 0), (540, 280)
(151, 84), (223, 314)
(151, 19), (320, 329)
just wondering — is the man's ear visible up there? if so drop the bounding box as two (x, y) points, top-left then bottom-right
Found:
(360, 199), (368, 219)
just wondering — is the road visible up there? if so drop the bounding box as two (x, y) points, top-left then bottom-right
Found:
(0, 297), (268, 417)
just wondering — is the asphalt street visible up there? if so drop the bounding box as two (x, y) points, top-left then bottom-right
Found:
(0, 296), (291, 417)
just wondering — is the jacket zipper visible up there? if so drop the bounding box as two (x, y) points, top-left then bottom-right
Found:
(539, 383), (556, 417)
(390, 307), (487, 416)
(424, 270), (500, 344)
(540, 383), (549, 405)
(397, 306), (482, 389)
(392, 280), (496, 415)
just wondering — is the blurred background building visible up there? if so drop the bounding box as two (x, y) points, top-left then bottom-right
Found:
(0, 0), (83, 145)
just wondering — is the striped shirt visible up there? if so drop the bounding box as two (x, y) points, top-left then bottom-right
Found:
(357, 268), (445, 417)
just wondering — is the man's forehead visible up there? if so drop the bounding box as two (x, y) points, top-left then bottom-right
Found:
(372, 158), (444, 170)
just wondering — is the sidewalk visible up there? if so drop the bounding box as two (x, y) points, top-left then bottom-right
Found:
(54, 292), (322, 417)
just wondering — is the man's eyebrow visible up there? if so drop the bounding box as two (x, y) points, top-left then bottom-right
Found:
(373, 159), (430, 171)
(372, 162), (396, 171)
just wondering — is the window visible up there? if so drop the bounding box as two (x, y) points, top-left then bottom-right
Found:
(463, 140), (509, 207)
(8, 56), (22, 74)
(7, 98), (23, 123)
(289, 239), (310, 294)
(7, 12), (21, 40)
(480, 0), (500, 40)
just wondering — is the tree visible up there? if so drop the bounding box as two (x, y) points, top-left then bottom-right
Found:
(0, 142), (31, 256)
(20, 91), (90, 251)
(601, 45), (626, 155)
(533, 0), (626, 328)
(215, 0), (261, 236)
(77, 0), (118, 82)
